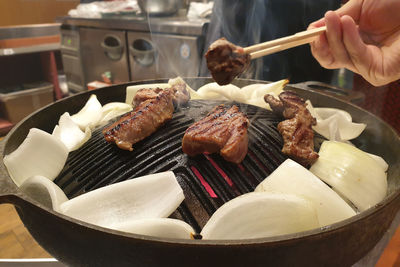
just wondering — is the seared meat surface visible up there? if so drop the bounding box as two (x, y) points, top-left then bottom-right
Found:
(133, 88), (163, 107)
(133, 83), (190, 108)
(264, 91), (318, 167)
(182, 105), (249, 164)
(170, 81), (190, 107)
(103, 89), (174, 151)
(205, 38), (250, 86)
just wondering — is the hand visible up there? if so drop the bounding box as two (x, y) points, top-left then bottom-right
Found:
(308, 0), (400, 86)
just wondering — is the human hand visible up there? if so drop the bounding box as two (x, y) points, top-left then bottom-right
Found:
(308, 0), (400, 86)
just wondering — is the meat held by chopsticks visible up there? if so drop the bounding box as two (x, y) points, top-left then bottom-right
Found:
(103, 89), (174, 151)
(264, 91), (318, 167)
(205, 38), (251, 86)
(182, 105), (249, 164)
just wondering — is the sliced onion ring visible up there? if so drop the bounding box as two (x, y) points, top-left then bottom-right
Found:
(310, 141), (387, 211)
(111, 218), (195, 239)
(255, 159), (356, 226)
(59, 171), (184, 228)
(71, 94), (103, 130)
(52, 112), (92, 152)
(306, 100), (366, 141)
(201, 192), (319, 240)
(3, 128), (68, 186)
(19, 175), (68, 212)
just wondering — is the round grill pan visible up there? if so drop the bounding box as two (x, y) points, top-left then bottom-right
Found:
(0, 78), (399, 267)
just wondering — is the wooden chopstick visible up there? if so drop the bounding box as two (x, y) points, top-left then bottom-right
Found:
(243, 26), (326, 59)
(249, 36), (317, 59)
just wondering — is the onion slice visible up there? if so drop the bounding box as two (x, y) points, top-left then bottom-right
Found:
(255, 159), (356, 226)
(96, 102), (133, 126)
(241, 79), (288, 110)
(71, 94), (103, 130)
(195, 83), (239, 100)
(306, 100), (366, 141)
(59, 171), (184, 228)
(19, 175), (68, 212)
(191, 80), (287, 110)
(310, 141), (387, 211)
(52, 112), (92, 152)
(111, 218), (195, 239)
(3, 128), (69, 186)
(367, 153), (389, 172)
(200, 192), (319, 240)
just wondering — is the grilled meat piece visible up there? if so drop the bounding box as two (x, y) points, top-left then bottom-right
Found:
(133, 84), (190, 108)
(182, 105), (249, 164)
(264, 91), (318, 167)
(171, 81), (190, 107)
(133, 88), (163, 107)
(205, 38), (251, 86)
(103, 89), (174, 151)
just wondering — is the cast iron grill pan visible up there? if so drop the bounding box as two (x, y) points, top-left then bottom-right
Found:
(53, 100), (289, 233)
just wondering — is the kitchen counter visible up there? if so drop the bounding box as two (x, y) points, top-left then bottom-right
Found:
(57, 15), (209, 36)
(0, 24), (60, 56)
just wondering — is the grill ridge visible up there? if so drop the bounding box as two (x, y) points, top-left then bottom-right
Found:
(54, 100), (286, 229)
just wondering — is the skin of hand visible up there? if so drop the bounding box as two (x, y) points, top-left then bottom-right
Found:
(308, 0), (400, 86)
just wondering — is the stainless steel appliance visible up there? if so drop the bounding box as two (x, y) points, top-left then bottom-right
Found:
(127, 31), (201, 80)
(60, 27), (85, 93)
(80, 28), (130, 86)
(59, 16), (208, 93)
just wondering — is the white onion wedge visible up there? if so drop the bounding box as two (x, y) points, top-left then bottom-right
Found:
(125, 83), (170, 105)
(367, 153), (389, 172)
(191, 80), (287, 110)
(241, 79), (288, 110)
(59, 171), (184, 228)
(52, 112), (92, 152)
(200, 192), (319, 240)
(306, 100), (366, 141)
(199, 83), (246, 102)
(111, 218), (195, 239)
(96, 102), (133, 126)
(3, 128), (68, 186)
(19, 175), (68, 212)
(310, 141), (387, 211)
(196, 83), (239, 100)
(255, 159), (356, 226)
(71, 94), (103, 130)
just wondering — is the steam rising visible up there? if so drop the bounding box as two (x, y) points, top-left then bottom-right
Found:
(199, 0), (341, 83)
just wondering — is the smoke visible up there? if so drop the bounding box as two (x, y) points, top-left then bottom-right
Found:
(200, 0), (341, 83)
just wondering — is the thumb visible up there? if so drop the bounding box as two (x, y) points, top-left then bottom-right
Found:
(341, 15), (371, 75)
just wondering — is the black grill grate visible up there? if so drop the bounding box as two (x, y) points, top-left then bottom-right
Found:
(54, 100), (287, 232)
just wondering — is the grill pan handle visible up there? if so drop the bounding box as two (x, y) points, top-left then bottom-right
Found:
(291, 81), (365, 105)
(0, 141), (21, 204)
(0, 166), (21, 204)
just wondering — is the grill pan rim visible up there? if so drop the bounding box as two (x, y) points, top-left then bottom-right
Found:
(1, 77), (399, 246)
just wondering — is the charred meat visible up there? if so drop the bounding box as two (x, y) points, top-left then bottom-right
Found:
(182, 105), (249, 164)
(103, 89), (174, 151)
(264, 91), (318, 167)
(133, 88), (164, 107)
(133, 84), (190, 108)
(205, 38), (250, 86)
(170, 81), (190, 107)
